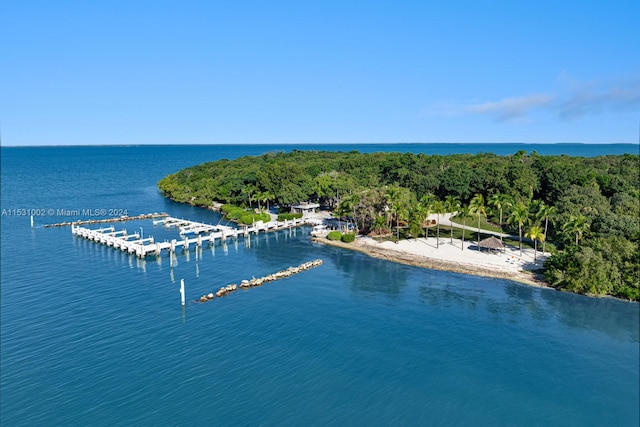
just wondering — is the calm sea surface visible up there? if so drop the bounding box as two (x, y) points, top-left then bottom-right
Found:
(1, 144), (639, 426)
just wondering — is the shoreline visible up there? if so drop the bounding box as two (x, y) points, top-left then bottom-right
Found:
(312, 235), (550, 289)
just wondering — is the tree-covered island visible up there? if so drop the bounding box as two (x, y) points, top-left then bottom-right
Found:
(158, 150), (639, 301)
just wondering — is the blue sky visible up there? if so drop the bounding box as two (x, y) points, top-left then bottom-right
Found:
(1, 0), (639, 146)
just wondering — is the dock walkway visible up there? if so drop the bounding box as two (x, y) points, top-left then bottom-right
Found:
(72, 216), (310, 258)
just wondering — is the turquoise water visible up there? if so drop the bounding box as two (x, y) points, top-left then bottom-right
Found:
(1, 144), (638, 426)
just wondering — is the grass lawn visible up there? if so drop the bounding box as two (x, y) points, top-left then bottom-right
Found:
(391, 225), (501, 244)
(375, 223), (556, 254)
(504, 237), (534, 250)
(450, 214), (502, 234)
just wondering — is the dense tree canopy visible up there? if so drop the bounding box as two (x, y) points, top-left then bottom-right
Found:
(159, 150), (639, 300)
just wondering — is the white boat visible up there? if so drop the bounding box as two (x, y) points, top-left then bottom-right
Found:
(310, 224), (328, 237)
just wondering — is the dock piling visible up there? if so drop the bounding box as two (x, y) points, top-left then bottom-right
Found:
(70, 215), (314, 259)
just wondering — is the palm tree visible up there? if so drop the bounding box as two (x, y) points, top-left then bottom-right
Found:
(338, 195), (356, 230)
(386, 186), (410, 243)
(242, 184), (257, 209)
(419, 194), (434, 240)
(420, 193), (435, 209)
(386, 186), (400, 243)
(563, 214), (590, 247)
(508, 201), (530, 256)
(346, 193), (363, 231)
(263, 190), (275, 213)
(433, 200), (445, 249)
(385, 186), (400, 233)
(408, 208), (424, 239)
(416, 204), (430, 239)
(372, 215), (387, 236)
(445, 195), (460, 244)
(253, 190), (263, 211)
(488, 193), (512, 242)
(525, 225), (545, 262)
(536, 202), (557, 253)
(397, 203), (411, 241)
(469, 193), (487, 247)
(457, 204), (471, 251)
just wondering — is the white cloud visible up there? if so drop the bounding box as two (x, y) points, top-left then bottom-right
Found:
(557, 78), (640, 120)
(427, 75), (640, 123)
(463, 94), (554, 121)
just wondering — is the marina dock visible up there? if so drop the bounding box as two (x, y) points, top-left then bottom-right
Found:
(44, 212), (169, 228)
(72, 216), (310, 258)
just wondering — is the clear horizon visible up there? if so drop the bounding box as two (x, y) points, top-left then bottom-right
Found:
(2, 141), (639, 148)
(2, 1), (639, 146)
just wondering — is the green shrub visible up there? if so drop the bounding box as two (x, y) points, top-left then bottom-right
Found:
(226, 208), (246, 220)
(258, 213), (272, 222)
(239, 213), (271, 225)
(220, 204), (236, 213)
(341, 233), (356, 243)
(239, 214), (254, 225)
(278, 213), (303, 221)
(222, 203), (272, 224)
(327, 231), (342, 241)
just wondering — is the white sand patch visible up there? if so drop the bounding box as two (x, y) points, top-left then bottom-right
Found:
(358, 235), (547, 274)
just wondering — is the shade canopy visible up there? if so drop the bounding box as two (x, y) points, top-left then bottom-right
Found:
(478, 236), (504, 250)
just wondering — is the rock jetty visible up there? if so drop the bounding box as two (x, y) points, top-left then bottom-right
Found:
(197, 259), (323, 303)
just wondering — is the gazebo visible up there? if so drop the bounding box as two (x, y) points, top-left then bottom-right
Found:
(478, 236), (505, 252)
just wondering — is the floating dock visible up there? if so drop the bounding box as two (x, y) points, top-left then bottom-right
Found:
(72, 216), (310, 258)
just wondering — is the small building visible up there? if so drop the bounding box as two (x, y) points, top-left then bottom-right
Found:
(291, 202), (320, 217)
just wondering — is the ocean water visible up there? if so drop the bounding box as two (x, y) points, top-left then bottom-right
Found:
(1, 144), (638, 426)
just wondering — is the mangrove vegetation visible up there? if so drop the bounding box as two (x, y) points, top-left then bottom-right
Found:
(158, 150), (640, 300)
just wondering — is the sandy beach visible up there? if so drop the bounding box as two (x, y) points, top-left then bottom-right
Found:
(310, 213), (550, 288)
